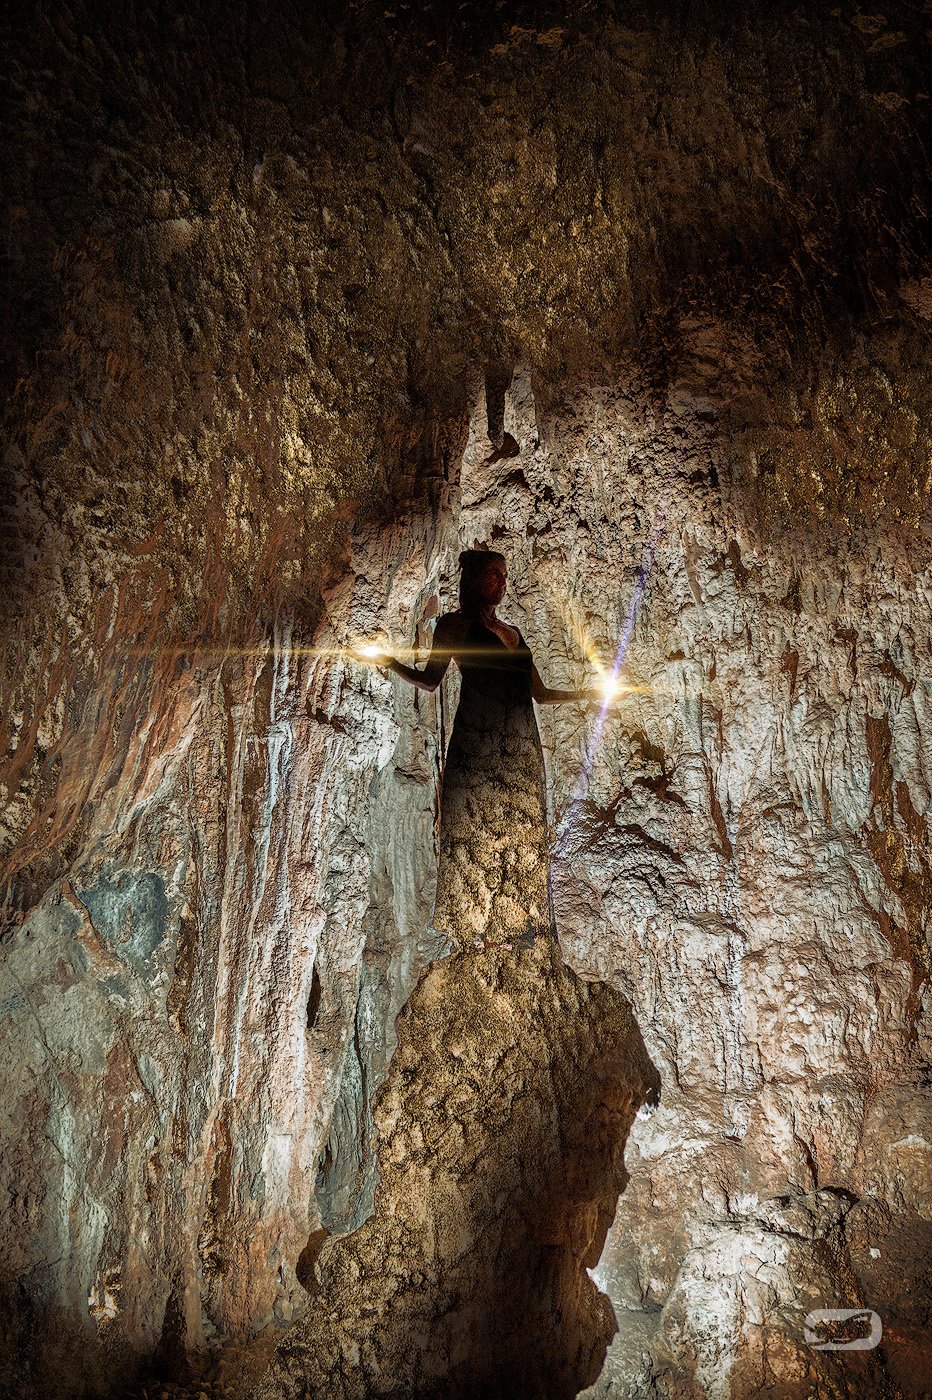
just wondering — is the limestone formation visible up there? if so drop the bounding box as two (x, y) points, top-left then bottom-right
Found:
(257, 941), (658, 1400)
(3, 2), (931, 1397)
(463, 369), (932, 1399)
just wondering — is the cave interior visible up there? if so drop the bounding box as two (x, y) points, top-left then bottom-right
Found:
(2, 1), (932, 1398)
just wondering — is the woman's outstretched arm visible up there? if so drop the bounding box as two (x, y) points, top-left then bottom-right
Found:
(371, 615), (460, 692)
(531, 661), (604, 706)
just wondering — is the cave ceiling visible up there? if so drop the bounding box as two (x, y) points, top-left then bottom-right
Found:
(4, 0), (931, 643)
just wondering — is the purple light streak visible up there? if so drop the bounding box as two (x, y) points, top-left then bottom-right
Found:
(566, 510), (667, 814)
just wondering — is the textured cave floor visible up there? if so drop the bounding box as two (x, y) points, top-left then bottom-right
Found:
(121, 1337), (283, 1400)
(251, 938), (659, 1400)
(117, 939), (658, 1400)
(119, 957), (657, 1400)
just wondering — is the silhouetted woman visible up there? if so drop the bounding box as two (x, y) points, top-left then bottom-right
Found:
(369, 550), (601, 950)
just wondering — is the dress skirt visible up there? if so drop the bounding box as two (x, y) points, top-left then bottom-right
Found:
(431, 624), (555, 946)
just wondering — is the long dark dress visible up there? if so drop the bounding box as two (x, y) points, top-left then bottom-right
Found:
(432, 615), (556, 946)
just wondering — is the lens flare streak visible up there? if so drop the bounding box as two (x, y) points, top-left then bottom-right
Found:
(567, 514), (665, 815)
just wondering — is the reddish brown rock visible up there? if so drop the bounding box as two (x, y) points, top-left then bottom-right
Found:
(2, 3), (931, 1397)
(255, 941), (659, 1400)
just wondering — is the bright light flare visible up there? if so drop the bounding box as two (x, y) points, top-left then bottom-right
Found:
(544, 590), (631, 701)
(120, 639), (423, 664)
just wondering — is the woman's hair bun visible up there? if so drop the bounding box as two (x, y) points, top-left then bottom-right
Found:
(459, 548), (484, 568)
(458, 546), (503, 572)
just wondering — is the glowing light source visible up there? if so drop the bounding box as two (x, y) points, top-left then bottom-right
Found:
(556, 502), (670, 817)
(358, 643), (381, 658)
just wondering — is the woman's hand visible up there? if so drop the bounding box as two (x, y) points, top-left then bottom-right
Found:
(349, 646), (394, 670)
(350, 645), (449, 690)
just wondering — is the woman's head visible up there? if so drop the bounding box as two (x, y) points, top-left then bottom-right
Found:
(458, 549), (507, 613)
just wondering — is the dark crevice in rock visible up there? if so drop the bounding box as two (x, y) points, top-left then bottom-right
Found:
(294, 1227), (329, 1298)
(484, 363), (514, 449)
(305, 965), (322, 1032)
(315, 967), (377, 1236)
(151, 1279), (194, 1384)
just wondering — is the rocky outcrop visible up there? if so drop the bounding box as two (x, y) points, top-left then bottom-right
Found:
(254, 356), (932, 1398)
(257, 941), (658, 1400)
(461, 367), (932, 1398)
(0, 498), (458, 1396)
(3, 2), (932, 1396)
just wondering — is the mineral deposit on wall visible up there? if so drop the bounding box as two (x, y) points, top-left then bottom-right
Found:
(2, 1), (931, 1397)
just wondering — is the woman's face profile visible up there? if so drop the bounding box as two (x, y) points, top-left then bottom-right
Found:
(477, 560), (507, 606)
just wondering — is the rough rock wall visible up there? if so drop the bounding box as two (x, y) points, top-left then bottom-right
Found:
(3, 1), (932, 1396)
(257, 363), (932, 1399)
(0, 492), (456, 1395)
(456, 367), (932, 1397)
(257, 940), (658, 1400)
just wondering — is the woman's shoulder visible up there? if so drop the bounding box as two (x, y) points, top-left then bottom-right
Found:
(433, 609), (470, 638)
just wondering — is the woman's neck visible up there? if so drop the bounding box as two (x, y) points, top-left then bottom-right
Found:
(478, 604), (498, 628)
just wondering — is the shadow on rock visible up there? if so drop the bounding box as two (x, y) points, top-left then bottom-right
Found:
(255, 939), (660, 1400)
